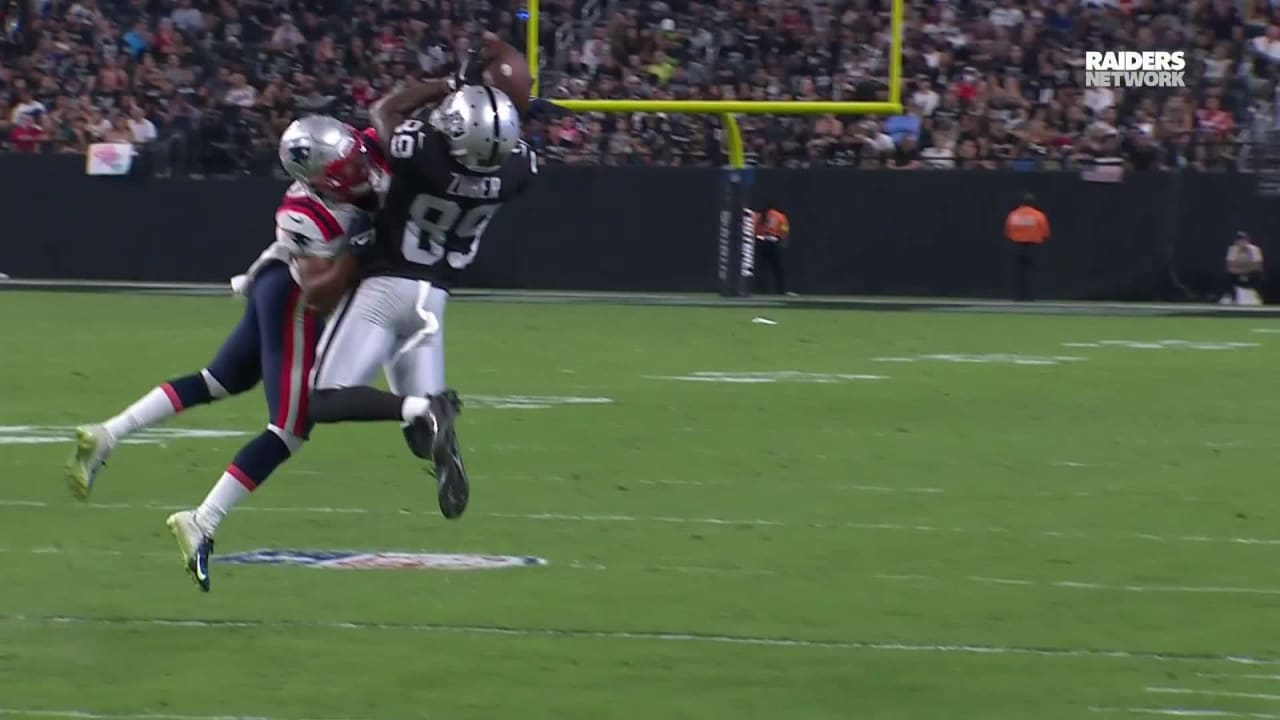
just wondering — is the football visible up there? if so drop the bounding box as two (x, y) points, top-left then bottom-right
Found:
(480, 34), (533, 113)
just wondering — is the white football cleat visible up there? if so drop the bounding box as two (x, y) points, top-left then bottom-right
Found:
(65, 424), (114, 501)
(166, 510), (214, 592)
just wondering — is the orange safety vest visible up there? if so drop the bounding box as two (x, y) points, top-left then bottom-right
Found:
(754, 209), (790, 242)
(1005, 205), (1050, 245)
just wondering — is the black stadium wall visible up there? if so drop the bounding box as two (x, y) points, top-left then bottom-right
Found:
(2, 153), (1277, 301)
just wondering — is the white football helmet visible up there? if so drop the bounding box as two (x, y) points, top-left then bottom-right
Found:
(278, 115), (374, 202)
(429, 85), (521, 173)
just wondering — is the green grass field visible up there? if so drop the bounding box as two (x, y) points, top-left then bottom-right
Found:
(3, 290), (1280, 720)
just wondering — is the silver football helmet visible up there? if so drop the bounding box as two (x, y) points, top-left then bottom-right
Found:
(428, 85), (521, 173)
(278, 115), (373, 201)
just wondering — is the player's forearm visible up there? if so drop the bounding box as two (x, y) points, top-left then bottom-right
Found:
(371, 79), (454, 141)
(298, 254), (358, 314)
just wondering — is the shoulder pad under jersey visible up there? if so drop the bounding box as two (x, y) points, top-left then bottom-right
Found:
(275, 184), (351, 258)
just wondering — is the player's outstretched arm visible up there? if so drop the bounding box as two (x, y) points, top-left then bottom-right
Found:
(370, 79), (455, 152)
(370, 31), (536, 146)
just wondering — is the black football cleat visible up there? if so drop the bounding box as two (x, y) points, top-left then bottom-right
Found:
(403, 416), (435, 460)
(402, 390), (460, 460)
(434, 426), (469, 520)
(429, 392), (467, 519)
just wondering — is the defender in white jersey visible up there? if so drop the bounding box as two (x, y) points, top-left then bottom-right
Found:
(307, 67), (537, 520)
(66, 116), (385, 592)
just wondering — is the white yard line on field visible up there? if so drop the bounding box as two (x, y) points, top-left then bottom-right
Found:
(631, 478), (948, 494)
(967, 576), (1036, 586)
(0, 499), (372, 514)
(874, 574), (1280, 597)
(0, 709), (367, 720)
(495, 512), (788, 527)
(0, 546), (171, 559)
(1148, 688), (1280, 702)
(498, 512), (1280, 547)
(6, 614), (1280, 666)
(1093, 708), (1280, 719)
(1195, 673), (1280, 681)
(5, 499), (1280, 546)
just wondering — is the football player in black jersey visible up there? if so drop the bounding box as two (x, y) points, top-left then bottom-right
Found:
(308, 51), (539, 520)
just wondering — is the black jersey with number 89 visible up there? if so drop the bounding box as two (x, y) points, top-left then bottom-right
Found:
(364, 115), (538, 288)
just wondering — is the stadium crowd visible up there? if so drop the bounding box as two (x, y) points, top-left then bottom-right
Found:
(0, 0), (1277, 172)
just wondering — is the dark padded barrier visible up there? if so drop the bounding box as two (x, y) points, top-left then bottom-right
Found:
(1, 153), (1275, 300)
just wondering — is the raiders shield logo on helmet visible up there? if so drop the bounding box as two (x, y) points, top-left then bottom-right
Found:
(442, 110), (467, 139)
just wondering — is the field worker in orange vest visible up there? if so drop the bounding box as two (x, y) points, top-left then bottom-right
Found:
(1005, 193), (1050, 301)
(754, 200), (791, 295)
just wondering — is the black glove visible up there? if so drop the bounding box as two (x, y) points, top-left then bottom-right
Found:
(455, 46), (487, 88)
(346, 213), (377, 258)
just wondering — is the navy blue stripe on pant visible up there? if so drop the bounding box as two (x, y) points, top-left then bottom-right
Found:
(206, 261), (322, 438)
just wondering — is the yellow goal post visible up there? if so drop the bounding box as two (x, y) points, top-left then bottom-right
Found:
(524, 0), (906, 168)
(523, 0), (905, 296)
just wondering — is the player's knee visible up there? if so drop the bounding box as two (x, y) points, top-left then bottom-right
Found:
(266, 424), (305, 454)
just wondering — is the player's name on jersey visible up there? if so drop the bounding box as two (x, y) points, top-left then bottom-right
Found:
(448, 173), (502, 200)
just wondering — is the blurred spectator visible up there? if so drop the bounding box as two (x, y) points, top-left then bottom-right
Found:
(1124, 128), (1162, 172)
(1251, 25), (1280, 65)
(885, 102), (923, 146)
(1198, 96), (1234, 136)
(224, 73), (256, 108)
(169, 0), (202, 34)
(9, 112), (45, 152)
(58, 114), (91, 154)
(85, 106), (110, 140)
(128, 105), (157, 145)
(921, 130), (956, 169)
(889, 134), (922, 170)
(11, 88), (43, 123)
(122, 21), (148, 58)
(102, 112), (132, 143)
(912, 78), (940, 117)
(271, 14), (305, 52)
(1223, 231), (1265, 305)
(1, 0), (1277, 172)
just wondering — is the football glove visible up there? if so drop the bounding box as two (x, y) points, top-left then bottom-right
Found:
(346, 212), (377, 259)
(455, 46), (487, 88)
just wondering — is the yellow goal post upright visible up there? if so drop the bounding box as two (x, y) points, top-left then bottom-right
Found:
(523, 0), (905, 296)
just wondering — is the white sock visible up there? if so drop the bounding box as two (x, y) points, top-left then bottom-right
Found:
(102, 385), (181, 442)
(193, 471), (253, 536)
(400, 396), (431, 423)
